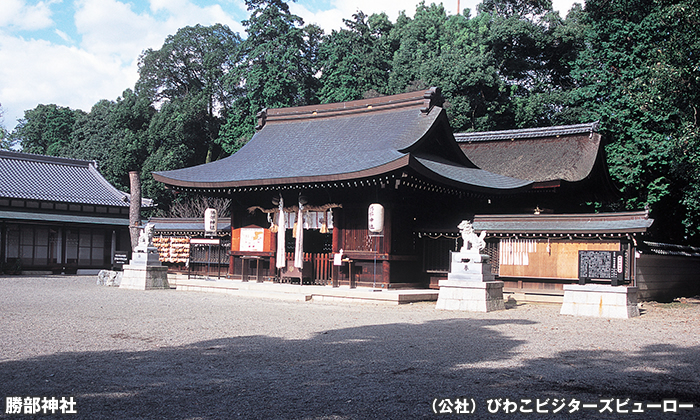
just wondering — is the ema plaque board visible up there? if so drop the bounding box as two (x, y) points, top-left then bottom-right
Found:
(578, 250), (625, 285)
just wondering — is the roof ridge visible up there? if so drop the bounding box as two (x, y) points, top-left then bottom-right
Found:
(474, 210), (650, 220)
(455, 121), (600, 143)
(0, 149), (93, 167)
(256, 88), (445, 129)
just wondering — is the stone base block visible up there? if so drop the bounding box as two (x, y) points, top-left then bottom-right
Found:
(436, 280), (505, 312)
(560, 284), (639, 318)
(448, 252), (495, 281)
(119, 264), (170, 290)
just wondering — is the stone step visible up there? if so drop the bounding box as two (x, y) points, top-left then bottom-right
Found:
(172, 278), (438, 305)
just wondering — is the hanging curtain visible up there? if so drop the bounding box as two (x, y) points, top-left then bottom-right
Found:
(294, 201), (304, 268)
(276, 197), (286, 269)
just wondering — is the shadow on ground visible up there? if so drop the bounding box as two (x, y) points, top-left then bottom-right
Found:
(1, 318), (698, 419)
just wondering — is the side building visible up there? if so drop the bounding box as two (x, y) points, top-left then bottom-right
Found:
(0, 150), (142, 274)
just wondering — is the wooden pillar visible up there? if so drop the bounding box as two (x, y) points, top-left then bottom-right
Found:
(228, 209), (235, 277)
(0, 221), (5, 266)
(382, 202), (392, 255)
(381, 201), (392, 285)
(382, 259), (391, 286)
(331, 208), (342, 287)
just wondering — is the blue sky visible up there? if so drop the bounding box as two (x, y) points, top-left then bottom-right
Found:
(0, 0), (577, 132)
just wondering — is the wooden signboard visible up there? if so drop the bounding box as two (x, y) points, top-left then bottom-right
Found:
(498, 239), (620, 279)
(578, 250), (625, 285)
(231, 225), (274, 254)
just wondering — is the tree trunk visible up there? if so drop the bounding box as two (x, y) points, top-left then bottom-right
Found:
(129, 171), (141, 251)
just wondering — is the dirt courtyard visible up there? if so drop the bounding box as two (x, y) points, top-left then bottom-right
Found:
(1, 275), (699, 419)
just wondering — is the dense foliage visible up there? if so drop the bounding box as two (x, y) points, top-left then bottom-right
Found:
(6, 0), (699, 243)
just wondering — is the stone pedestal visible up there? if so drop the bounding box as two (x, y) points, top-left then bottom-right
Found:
(436, 280), (506, 311)
(436, 252), (505, 312)
(560, 284), (639, 318)
(119, 246), (170, 290)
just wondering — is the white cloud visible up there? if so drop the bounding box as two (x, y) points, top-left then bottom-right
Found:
(74, 0), (244, 60)
(0, 0), (55, 31)
(291, 0), (577, 33)
(1, 0), (247, 131)
(54, 28), (73, 43)
(74, 0), (163, 62)
(0, 32), (136, 126)
(553, 0), (581, 16)
(289, 0), (481, 32)
(147, 0), (245, 39)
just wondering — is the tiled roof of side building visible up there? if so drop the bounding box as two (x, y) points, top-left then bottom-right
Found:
(456, 122), (604, 183)
(454, 122), (600, 143)
(473, 211), (653, 234)
(0, 150), (131, 207)
(149, 218), (232, 234)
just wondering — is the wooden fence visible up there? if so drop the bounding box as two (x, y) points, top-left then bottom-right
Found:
(286, 252), (333, 284)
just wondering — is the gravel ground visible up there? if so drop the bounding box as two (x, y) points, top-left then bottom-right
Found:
(0, 275), (699, 419)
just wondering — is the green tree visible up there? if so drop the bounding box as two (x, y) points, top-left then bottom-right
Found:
(136, 24), (243, 163)
(139, 97), (208, 209)
(478, 0), (589, 128)
(11, 104), (81, 155)
(572, 0), (700, 242)
(219, 0), (322, 153)
(241, 0), (320, 110)
(384, 3), (513, 131)
(317, 11), (395, 103)
(388, 2), (452, 94)
(66, 89), (154, 191)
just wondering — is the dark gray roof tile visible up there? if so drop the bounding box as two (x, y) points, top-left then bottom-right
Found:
(473, 211), (653, 234)
(0, 150), (130, 207)
(154, 89), (533, 193)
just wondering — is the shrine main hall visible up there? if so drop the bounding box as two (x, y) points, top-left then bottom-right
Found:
(154, 88), (677, 300)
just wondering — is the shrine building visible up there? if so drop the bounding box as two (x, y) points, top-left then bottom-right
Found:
(153, 88), (695, 300)
(0, 150), (141, 274)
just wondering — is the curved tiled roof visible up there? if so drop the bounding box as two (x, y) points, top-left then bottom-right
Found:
(413, 155), (532, 190)
(456, 122), (602, 183)
(0, 150), (130, 207)
(154, 89), (532, 193)
(155, 106), (433, 187)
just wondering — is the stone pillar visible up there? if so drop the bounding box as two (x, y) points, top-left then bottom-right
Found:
(436, 252), (505, 312)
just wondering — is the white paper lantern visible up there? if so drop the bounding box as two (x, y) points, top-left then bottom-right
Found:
(368, 203), (384, 233)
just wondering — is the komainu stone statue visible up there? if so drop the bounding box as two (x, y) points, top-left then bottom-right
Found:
(457, 220), (486, 255)
(136, 223), (155, 250)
